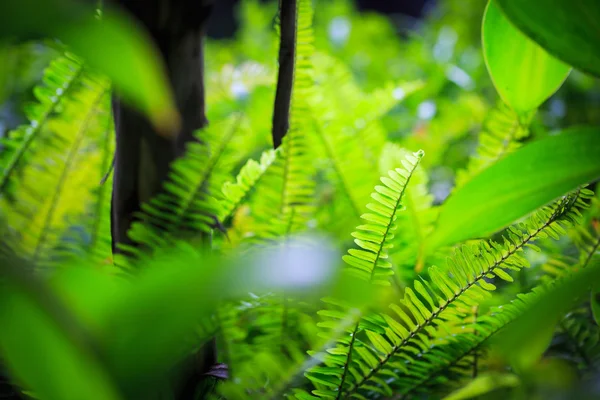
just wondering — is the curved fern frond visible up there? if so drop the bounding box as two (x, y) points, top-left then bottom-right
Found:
(343, 150), (424, 285)
(379, 143), (436, 276)
(219, 148), (276, 224)
(304, 150), (424, 398)
(540, 190), (598, 281)
(0, 54), (84, 194)
(455, 102), (531, 189)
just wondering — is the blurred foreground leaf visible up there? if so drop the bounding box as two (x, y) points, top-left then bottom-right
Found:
(430, 127), (600, 249)
(0, 255), (122, 400)
(0, 237), (379, 398)
(0, 0), (178, 133)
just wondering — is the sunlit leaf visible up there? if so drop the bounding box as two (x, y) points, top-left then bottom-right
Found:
(482, 0), (571, 113)
(430, 127), (600, 249)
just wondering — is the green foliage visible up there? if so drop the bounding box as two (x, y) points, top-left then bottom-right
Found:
(495, 0), (600, 78)
(1, 0), (600, 399)
(482, 1), (571, 114)
(431, 128), (600, 249)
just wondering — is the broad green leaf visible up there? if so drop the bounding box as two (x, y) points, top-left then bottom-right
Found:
(443, 373), (520, 400)
(0, 0), (178, 133)
(482, 1), (570, 114)
(496, 0), (600, 78)
(430, 127), (600, 249)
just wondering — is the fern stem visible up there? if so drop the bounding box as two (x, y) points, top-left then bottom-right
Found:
(405, 188), (426, 273)
(399, 323), (502, 398)
(472, 306), (479, 379)
(367, 160), (420, 282)
(33, 87), (109, 261)
(0, 64), (84, 194)
(335, 322), (359, 400)
(343, 204), (566, 397)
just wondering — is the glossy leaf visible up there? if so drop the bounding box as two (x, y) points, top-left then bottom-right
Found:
(0, 0), (178, 133)
(430, 127), (600, 249)
(496, 0), (600, 78)
(482, 1), (570, 113)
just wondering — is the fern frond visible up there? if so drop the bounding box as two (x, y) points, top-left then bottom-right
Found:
(455, 102), (531, 189)
(558, 309), (600, 373)
(540, 190), (598, 281)
(306, 190), (590, 399)
(304, 150), (424, 398)
(236, 0), (315, 243)
(213, 3), (317, 377)
(1, 54), (111, 266)
(0, 54), (84, 195)
(122, 116), (247, 262)
(379, 143), (436, 276)
(46, 115), (115, 267)
(342, 191), (589, 398)
(396, 288), (544, 397)
(343, 150), (424, 285)
(219, 149), (276, 224)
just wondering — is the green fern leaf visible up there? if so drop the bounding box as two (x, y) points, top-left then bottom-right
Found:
(1, 54), (111, 266)
(122, 116), (247, 263)
(218, 149), (277, 224)
(343, 149), (425, 285)
(0, 54), (84, 194)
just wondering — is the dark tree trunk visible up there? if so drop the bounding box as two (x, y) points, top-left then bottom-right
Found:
(110, 1), (217, 398)
(110, 0), (213, 252)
